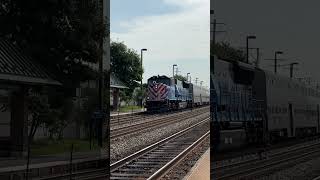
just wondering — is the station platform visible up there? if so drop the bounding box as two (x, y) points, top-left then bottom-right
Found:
(184, 148), (210, 180)
(0, 150), (108, 179)
(0, 150), (102, 170)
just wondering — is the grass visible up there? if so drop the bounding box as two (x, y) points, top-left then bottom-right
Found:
(31, 138), (100, 156)
(119, 105), (143, 112)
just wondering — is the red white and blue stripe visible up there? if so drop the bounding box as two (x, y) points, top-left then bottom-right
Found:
(148, 81), (169, 101)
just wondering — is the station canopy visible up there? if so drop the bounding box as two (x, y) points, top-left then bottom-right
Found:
(0, 38), (61, 86)
(110, 73), (128, 89)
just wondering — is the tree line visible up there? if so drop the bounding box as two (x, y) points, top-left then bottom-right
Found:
(0, 0), (107, 142)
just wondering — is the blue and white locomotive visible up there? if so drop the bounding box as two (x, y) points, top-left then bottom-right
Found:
(145, 75), (209, 111)
(211, 56), (320, 146)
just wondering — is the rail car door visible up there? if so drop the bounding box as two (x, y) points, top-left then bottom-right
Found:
(289, 103), (294, 137)
(317, 104), (320, 133)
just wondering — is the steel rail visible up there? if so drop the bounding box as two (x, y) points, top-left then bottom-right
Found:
(213, 138), (320, 172)
(215, 142), (320, 179)
(147, 131), (210, 180)
(110, 106), (209, 126)
(110, 118), (209, 172)
(110, 111), (209, 138)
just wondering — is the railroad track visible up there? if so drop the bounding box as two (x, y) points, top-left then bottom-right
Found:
(313, 176), (320, 180)
(110, 106), (209, 127)
(212, 137), (320, 169)
(110, 109), (209, 139)
(34, 168), (109, 180)
(212, 138), (320, 180)
(110, 118), (210, 179)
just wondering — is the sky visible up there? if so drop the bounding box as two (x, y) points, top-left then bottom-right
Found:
(111, 0), (210, 88)
(212, 0), (320, 86)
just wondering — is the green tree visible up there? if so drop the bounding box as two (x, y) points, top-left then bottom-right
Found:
(110, 41), (143, 97)
(46, 99), (74, 140)
(211, 42), (246, 62)
(174, 74), (187, 82)
(1, 1), (108, 141)
(133, 87), (146, 105)
(27, 92), (50, 142)
(0, 0), (107, 91)
(119, 90), (131, 105)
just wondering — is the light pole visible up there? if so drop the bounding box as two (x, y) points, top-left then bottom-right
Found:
(256, 48), (260, 67)
(246, 35), (256, 64)
(140, 48), (147, 108)
(275, 51), (283, 74)
(200, 81), (203, 88)
(175, 67), (180, 76)
(187, 73), (190, 82)
(173, 64), (177, 79)
(290, 62), (299, 78)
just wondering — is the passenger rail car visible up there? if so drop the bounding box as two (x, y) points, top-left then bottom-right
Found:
(146, 75), (209, 112)
(211, 57), (320, 146)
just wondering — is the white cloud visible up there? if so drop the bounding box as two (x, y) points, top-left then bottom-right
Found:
(163, 0), (209, 8)
(111, 0), (210, 86)
(111, 0), (209, 62)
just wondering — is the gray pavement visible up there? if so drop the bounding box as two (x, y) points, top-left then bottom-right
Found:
(0, 150), (105, 173)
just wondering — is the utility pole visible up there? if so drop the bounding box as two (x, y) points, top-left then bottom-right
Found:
(97, 0), (107, 148)
(211, 17), (226, 74)
(173, 64), (177, 79)
(256, 48), (260, 68)
(140, 49), (147, 108)
(275, 62), (299, 78)
(274, 51), (283, 74)
(212, 18), (216, 75)
(175, 67), (180, 76)
(289, 62), (299, 78)
(246, 36), (256, 64)
(186, 73), (189, 82)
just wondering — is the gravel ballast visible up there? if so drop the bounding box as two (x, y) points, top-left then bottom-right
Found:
(110, 112), (209, 163)
(160, 137), (210, 180)
(111, 107), (209, 130)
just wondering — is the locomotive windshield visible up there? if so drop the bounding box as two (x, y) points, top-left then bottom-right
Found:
(232, 63), (254, 85)
(148, 77), (171, 85)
